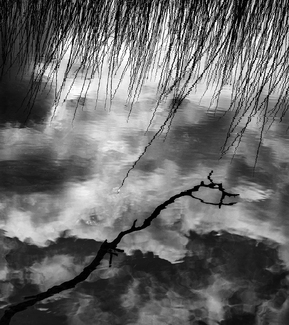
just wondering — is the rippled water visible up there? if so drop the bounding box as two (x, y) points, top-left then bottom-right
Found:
(0, 53), (289, 324)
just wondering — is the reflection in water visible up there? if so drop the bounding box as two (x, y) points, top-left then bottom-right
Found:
(0, 155), (92, 193)
(1, 46), (289, 325)
(2, 231), (288, 324)
(0, 66), (53, 127)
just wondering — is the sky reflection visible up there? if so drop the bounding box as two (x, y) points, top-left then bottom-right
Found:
(1, 48), (289, 324)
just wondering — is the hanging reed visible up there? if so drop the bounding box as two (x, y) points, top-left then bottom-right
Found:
(1, 0), (289, 157)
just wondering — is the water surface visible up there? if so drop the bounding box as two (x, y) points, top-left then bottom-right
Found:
(0, 53), (288, 325)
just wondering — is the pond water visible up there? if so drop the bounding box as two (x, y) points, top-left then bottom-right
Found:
(0, 49), (289, 325)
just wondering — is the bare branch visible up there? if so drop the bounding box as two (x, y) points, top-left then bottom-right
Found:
(0, 172), (238, 325)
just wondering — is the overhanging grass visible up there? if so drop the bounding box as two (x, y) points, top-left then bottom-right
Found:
(1, 0), (289, 163)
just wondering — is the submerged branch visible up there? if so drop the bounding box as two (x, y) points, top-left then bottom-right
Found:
(0, 171), (238, 325)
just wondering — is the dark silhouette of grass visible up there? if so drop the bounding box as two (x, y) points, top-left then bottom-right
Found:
(1, 0), (288, 162)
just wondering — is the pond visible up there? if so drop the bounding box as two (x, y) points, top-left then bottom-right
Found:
(0, 40), (289, 325)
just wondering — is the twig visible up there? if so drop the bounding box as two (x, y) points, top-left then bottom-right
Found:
(0, 171), (238, 325)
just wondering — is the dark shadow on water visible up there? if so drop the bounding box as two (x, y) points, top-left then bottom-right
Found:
(0, 154), (93, 193)
(0, 68), (53, 126)
(1, 221), (287, 323)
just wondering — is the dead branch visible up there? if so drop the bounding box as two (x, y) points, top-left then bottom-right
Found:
(0, 171), (238, 325)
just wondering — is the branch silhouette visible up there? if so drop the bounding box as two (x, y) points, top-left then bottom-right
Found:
(0, 171), (238, 325)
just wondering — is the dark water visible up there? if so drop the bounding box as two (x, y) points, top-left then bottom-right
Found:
(0, 54), (289, 325)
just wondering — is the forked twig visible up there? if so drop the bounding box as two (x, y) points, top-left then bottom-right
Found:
(0, 171), (238, 325)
